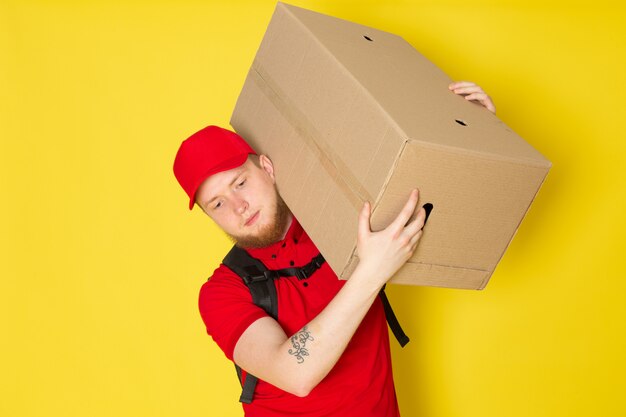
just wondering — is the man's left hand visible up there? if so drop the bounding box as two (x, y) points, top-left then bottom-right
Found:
(449, 81), (496, 114)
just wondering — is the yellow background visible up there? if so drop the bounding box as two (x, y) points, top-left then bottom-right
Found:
(1, 0), (624, 416)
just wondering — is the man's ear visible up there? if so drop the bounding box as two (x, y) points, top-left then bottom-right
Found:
(258, 154), (276, 183)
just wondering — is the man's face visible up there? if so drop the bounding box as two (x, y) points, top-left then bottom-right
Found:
(195, 155), (291, 249)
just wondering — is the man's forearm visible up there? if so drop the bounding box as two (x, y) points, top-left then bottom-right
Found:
(234, 262), (384, 397)
(277, 265), (383, 395)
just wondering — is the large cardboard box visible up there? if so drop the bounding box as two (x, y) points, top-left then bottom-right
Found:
(231, 2), (551, 289)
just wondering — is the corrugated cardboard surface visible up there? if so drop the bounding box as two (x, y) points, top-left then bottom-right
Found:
(231, 2), (551, 289)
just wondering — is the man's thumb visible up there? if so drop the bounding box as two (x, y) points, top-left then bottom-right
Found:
(358, 201), (371, 239)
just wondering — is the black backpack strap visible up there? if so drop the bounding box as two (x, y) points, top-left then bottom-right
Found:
(379, 285), (410, 347)
(232, 362), (259, 404)
(377, 202), (430, 347)
(271, 252), (325, 280)
(222, 248), (327, 319)
(238, 373), (259, 404)
(223, 246), (278, 404)
(223, 246), (279, 319)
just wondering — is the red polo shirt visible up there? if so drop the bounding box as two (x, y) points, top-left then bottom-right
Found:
(198, 217), (400, 417)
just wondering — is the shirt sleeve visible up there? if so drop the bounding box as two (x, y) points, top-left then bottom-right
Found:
(198, 265), (268, 361)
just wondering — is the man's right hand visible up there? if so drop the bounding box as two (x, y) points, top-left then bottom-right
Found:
(356, 189), (426, 288)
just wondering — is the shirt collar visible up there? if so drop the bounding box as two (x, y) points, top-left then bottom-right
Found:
(245, 216), (305, 258)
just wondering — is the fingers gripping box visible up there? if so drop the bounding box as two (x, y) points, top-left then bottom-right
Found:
(230, 2), (551, 289)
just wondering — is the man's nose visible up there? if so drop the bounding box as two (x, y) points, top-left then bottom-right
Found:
(234, 196), (248, 214)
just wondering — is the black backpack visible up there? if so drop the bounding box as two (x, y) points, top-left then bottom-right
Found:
(221, 246), (409, 404)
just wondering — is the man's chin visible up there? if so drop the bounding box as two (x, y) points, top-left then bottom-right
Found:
(228, 227), (285, 249)
(225, 218), (286, 249)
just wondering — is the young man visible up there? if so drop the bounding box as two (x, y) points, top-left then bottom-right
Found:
(173, 82), (495, 416)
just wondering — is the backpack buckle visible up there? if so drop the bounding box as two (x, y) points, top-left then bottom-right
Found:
(296, 255), (325, 280)
(296, 268), (310, 280)
(243, 270), (276, 285)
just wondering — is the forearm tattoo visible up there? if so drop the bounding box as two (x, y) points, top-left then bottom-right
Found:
(288, 326), (314, 364)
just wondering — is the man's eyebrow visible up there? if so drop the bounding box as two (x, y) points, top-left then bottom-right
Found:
(203, 168), (246, 207)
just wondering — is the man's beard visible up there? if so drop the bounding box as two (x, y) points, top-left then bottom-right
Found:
(226, 191), (291, 249)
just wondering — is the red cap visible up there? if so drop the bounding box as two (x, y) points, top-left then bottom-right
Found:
(173, 125), (257, 210)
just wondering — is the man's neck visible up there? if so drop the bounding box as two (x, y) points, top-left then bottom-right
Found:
(279, 212), (294, 241)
